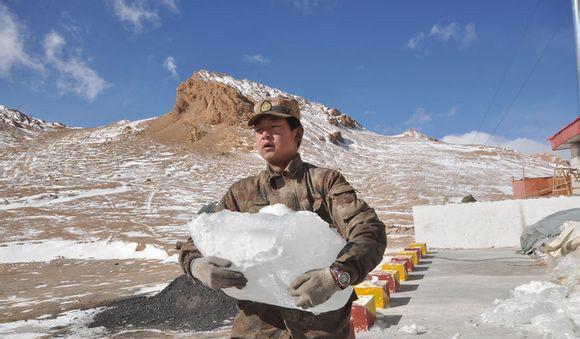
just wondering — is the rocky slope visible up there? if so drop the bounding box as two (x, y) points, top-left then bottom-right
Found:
(0, 105), (67, 147)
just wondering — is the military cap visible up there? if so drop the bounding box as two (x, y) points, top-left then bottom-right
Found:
(248, 97), (301, 126)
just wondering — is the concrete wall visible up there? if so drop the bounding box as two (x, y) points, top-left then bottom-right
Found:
(413, 196), (580, 249)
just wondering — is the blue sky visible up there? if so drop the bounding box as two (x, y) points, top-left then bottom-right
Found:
(0, 0), (578, 155)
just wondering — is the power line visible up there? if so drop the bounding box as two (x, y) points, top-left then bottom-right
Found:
(484, 14), (567, 146)
(471, 0), (542, 145)
(573, 0), (580, 114)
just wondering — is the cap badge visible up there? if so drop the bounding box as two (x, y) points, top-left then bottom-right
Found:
(260, 100), (272, 113)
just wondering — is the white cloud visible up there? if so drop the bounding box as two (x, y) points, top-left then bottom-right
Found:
(406, 105), (457, 126)
(244, 53), (271, 65)
(43, 31), (65, 60)
(59, 11), (87, 42)
(0, 4), (106, 101)
(406, 22), (477, 51)
(43, 31), (108, 101)
(291, 0), (323, 13)
(439, 105), (458, 118)
(406, 32), (425, 50)
(160, 0), (179, 13)
(0, 3), (44, 77)
(109, 0), (178, 32)
(111, 0), (158, 32)
(163, 56), (178, 78)
(441, 131), (552, 155)
(406, 107), (432, 125)
(462, 23), (477, 47)
(430, 23), (459, 42)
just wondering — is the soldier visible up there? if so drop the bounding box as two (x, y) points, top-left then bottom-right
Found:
(178, 96), (386, 338)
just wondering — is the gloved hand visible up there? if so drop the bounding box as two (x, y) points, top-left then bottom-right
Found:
(190, 256), (247, 290)
(177, 238), (199, 277)
(287, 268), (341, 309)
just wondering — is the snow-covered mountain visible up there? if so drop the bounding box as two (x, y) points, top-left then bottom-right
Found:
(0, 104), (67, 147)
(1, 70), (559, 235)
(0, 70), (559, 323)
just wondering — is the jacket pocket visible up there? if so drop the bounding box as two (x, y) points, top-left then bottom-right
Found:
(246, 195), (269, 213)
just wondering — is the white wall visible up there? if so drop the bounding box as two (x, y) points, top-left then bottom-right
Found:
(413, 196), (580, 249)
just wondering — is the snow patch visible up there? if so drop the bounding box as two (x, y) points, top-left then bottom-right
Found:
(0, 185), (130, 211)
(481, 252), (580, 338)
(0, 308), (106, 338)
(0, 239), (177, 263)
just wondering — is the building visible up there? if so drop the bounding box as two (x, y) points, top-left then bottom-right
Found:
(548, 117), (580, 195)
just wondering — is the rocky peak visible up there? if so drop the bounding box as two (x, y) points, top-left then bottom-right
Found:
(142, 70), (369, 153)
(394, 128), (436, 141)
(171, 72), (254, 125)
(324, 108), (363, 129)
(142, 71), (256, 152)
(0, 105), (67, 131)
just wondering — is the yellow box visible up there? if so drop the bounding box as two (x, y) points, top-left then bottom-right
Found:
(409, 243), (427, 255)
(355, 281), (389, 309)
(353, 295), (376, 315)
(380, 262), (407, 281)
(397, 251), (419, 266)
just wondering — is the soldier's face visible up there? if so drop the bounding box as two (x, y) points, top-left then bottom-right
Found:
(253, 117), (300, 165)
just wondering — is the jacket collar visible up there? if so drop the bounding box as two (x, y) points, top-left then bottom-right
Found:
(266, 153), (304, 187)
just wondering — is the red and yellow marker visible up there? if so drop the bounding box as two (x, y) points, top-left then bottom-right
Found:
(354, 281), (390, 309)
(367, 270), (400, 293)
(391, 256), (413, 272)
(408, 242), (428, 255)
(380, 262), (408, 281)
(397, 251), (419, 266)
(350, 295), (376, 332)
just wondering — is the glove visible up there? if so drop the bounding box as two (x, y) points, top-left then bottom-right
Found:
(177, 239), (199, 277)
(287, 268), (341, 309)
(190, 256), (247, 290)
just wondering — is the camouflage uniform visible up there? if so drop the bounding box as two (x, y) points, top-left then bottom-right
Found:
(179, 153), (387, 338)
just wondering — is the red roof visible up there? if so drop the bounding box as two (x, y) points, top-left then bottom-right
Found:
(548, 117), (580, 150)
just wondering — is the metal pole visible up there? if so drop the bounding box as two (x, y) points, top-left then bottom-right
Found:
(572, 0), (580, 113)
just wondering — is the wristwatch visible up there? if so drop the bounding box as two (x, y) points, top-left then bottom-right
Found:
(330, 265), (351, 289)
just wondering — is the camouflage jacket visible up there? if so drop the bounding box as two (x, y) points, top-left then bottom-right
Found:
(179, 153), (387, 285)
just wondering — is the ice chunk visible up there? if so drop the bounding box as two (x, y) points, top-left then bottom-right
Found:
(398, 324), (427, 335)
(481, 279), (579, 338)
(531, 310), (576, 339)
(187, 203), (354, 313)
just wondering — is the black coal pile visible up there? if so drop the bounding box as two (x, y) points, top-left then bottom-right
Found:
(89, 275), (238, 333)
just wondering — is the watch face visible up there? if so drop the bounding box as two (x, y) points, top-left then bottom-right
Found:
(338, 272), (350, 286)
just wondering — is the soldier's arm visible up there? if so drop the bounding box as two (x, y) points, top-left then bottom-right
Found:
(178, 187), (239, 277)
(325, 171), (387, 285)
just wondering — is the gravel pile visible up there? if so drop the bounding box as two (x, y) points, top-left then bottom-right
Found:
(89, 275), (238, 333)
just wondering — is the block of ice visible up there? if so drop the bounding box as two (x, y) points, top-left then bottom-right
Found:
(187, 203), (354, 313)
(481, 278), (579, 338)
